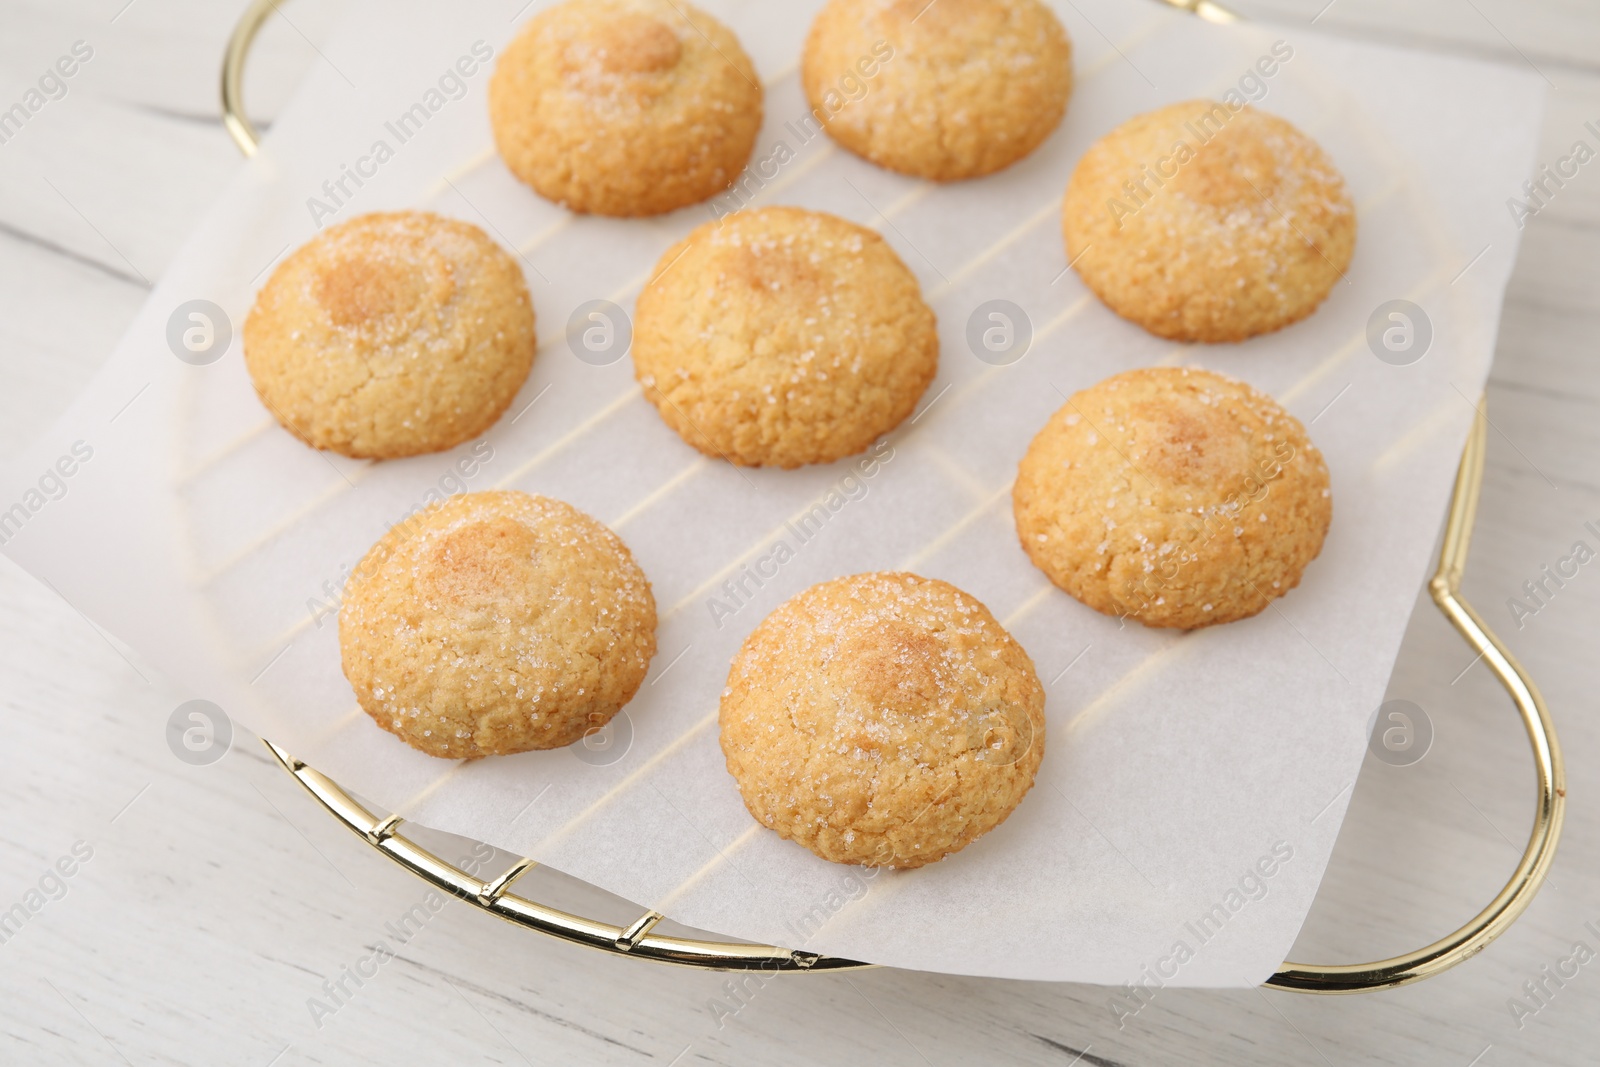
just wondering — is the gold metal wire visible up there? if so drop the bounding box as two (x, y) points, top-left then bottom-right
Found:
(220, 0), (277, 157)
(224, 0), (1565, 991)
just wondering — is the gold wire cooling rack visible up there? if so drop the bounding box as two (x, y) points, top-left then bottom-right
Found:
(220, 0), (1565, 993)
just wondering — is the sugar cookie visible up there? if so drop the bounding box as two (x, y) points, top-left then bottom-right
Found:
(720, 571), (1046, 868)
(489, 0), (763, 216)
(339, 490), (657, 758)
(1063, 101), (1355, 342)
(633, 206), (938, 468)
(803, 0), (1073, 180)
(244, 211), (536, 459)
(1014, 367), (1331, 628)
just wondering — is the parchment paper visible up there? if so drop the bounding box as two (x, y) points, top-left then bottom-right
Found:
(0, 0), (1544, 984)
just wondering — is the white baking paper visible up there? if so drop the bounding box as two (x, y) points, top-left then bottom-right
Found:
(0, 0), (1544, 984)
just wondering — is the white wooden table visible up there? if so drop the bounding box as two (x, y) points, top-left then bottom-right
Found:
(2, 1), (1597, 1063)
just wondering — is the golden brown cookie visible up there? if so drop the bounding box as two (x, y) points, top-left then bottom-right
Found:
(720, 572), (1046, 868)
(243, 212), (536, 460)
(339, 490), (657, 759)
(633, 206), (938, 469)
(1063, 101), (1356, 342)
(489, 0), (763, 216)
(1013, 367), (1331, 629)
(802, 0), (1073, 181)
